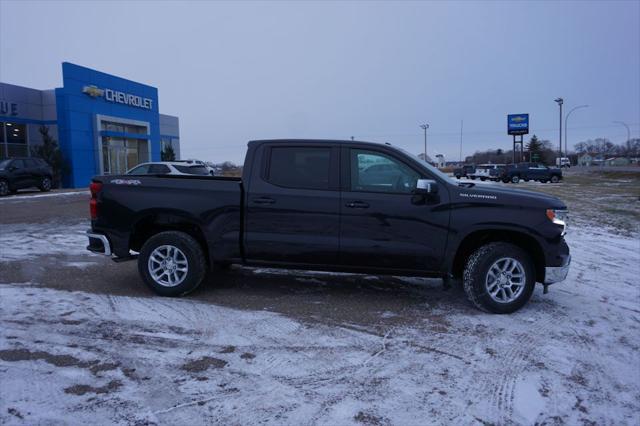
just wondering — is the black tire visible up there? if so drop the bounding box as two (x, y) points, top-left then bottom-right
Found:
(138, 231), (207, 297)
(480, 177), (486, 181)
(550, 175), (560, 183)
(540, 179), (548, 183)
(502, 178), (510, 183)
(511, 175), (520, 184)
(463, 242), (535, 314)
(523, 178), (530, 182)
(455, 175), (461, 179)
(470, 176), (476, 180)
(0, 180), (9, 197)
(39, 176), (52, 192)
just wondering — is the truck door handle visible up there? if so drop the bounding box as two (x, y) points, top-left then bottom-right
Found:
(252, 197), (275, 205)
(345, 201), (369, 209)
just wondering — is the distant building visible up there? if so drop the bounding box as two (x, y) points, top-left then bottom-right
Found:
(604, 157), (631, 166)
(416, 153), (434, 164)
(0, 62), (180, 188)
(577, 153), (604, 166)
(435, 154), (445, 168)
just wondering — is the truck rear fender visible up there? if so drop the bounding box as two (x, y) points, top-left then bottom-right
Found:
(129, 212), (209, 265)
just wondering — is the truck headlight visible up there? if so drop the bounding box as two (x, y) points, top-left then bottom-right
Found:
(546, 209), (568, 235)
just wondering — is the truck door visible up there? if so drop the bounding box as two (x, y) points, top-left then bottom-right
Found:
(244, 143), (341, 265)
(339, 147), (450, 272)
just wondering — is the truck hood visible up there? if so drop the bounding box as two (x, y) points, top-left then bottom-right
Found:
(451, 182), (566, 209)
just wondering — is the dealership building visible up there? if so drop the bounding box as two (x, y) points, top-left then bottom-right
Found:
(0, 62), (180, 187)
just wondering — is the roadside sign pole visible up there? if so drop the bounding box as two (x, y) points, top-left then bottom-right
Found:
(508, 114), (529, 164)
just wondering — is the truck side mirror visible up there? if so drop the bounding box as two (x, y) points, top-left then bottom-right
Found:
(415, 179), (438, 195)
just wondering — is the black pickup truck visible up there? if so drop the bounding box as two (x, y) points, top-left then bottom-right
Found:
(499, 163), (563, 184)
(87, 139), (571, 314)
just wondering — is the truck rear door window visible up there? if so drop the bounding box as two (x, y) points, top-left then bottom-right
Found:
(267, 147), (331, 190)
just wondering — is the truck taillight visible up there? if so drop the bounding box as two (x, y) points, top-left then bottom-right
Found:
(90, 182), (102, 220)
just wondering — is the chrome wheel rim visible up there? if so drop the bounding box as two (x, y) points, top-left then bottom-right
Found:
(485, 257), (526, 303)
(148, 245), (189, 287)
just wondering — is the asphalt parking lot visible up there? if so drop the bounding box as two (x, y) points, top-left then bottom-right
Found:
(1, 172), (639, 425)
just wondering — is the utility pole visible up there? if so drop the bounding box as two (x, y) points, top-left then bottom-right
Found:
(565, 105), (589, 155)
(420, 124), (429, 161)
(459, 120), (464, 162)
(555, 97), (564, 158)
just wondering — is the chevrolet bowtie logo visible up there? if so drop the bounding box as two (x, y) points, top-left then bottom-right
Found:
(82, 85), (104, 98)
(512, 116), (526, 122)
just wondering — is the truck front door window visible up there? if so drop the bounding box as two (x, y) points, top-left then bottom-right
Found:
(351, 150), (420, 193)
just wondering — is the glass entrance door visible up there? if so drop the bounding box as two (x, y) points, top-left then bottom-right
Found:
(101, 136), (149, 174)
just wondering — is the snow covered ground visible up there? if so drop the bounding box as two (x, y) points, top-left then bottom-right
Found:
(1, 221), (639, 425)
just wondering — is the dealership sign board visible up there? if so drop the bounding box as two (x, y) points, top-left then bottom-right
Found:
(82, 85), (153, 110)
(0, 100), (18, 116)
(507, 114), (529, 135)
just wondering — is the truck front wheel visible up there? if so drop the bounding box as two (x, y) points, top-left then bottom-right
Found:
(138, 231), (207, 297)
(463, 242), (535, 314)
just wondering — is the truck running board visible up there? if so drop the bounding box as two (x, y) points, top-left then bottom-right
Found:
(112, 255), (138, 263)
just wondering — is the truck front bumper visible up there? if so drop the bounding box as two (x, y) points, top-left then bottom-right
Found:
(544, 254), (571, 284)
(87, 231), (112, 256)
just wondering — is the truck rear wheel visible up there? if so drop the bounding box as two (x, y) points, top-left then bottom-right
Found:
(511, 175), (520, 184)
(550, 175), (560, 183)
(138, 231), (207, 297)
(463, 242), (535, 314)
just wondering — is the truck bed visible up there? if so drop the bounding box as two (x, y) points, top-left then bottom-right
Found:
(91, 174), (243, 261)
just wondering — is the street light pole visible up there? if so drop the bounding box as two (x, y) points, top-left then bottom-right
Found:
(565, 104), (589, 155)
(420, 124), (429, 161)
(459, 120), (464, 163)
(613, 121), (631, 145)
(554, 98), (564, 158)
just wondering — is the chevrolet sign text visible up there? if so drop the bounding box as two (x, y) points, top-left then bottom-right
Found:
(82, 85), (153, 110)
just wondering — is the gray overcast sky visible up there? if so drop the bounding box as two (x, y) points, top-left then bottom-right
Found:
(1, 0), (639, 163)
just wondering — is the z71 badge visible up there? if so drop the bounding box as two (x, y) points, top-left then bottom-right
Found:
(110, 179), (141, 186)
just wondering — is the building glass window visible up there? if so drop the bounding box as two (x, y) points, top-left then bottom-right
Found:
(1, 122), (28, 158)
(6, 122), (26, 144)
(101, 120), (147, 135)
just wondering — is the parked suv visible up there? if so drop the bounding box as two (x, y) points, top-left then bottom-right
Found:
(499, 163), (563, 184)
(127, 161), (211, 176)
(0, 157), (53, 196)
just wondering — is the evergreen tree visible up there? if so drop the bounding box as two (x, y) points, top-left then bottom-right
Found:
(31, 125), (68, 188)
(161, 143), (176, 161)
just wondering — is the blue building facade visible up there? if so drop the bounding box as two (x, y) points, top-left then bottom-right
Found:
(0, 62), (180, 188)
